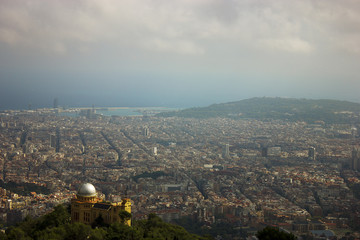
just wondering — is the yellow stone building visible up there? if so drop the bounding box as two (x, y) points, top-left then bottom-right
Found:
(71, 183), (131, 226)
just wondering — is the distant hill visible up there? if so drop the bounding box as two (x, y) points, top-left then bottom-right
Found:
(157, 97), (360, 123)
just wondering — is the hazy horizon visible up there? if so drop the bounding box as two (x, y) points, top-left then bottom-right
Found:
(2, 96), (360, 112)
(1, 0), (360, 110)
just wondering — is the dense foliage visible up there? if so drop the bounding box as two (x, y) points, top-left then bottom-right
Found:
(1, 205), (211, 240)
(256, 226), (297, 240)
(0, 180), (50, 196)
(157, 97), (360, 123)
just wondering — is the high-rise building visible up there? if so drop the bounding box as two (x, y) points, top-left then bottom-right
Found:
(71, 183), (131, 226)
(50, 134), (56, 148)
(222, 144), (230, 159)
(55, 127), (60, 153)
(261, 147), (268, 157)
(143, 126), (150, 137)
(308, 147), (316, 161)
(53, 98), (58, 109)
(351, 127), (357, 138)
(351, 148), (360, 171)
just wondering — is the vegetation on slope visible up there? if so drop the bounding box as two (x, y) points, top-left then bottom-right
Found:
(0, 180), (50, 196)
(157, 97), (360, 123)
(256, 226), (296, 240)
(1, 205), (211, 240)
(0, 205), (302, 240)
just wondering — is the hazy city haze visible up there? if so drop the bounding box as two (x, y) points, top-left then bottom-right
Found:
(1, 0), (360, 109)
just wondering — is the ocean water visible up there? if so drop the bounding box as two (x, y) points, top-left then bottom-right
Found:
(96, 108), (142, 116)
(60, 107), (177, 117)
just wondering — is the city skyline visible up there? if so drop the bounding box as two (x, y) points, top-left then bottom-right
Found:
(1, 0), (360, 110)
(1, 108), (359, 238)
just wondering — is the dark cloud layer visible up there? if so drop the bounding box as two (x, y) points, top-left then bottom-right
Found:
(0, 0), (360, 109)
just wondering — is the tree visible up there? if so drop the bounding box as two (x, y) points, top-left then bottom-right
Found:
(63, 222), (92, 240)
(37, 204), (70, 230)
(118, 210), (132, 225)
(92, 214), (108, 228)
(6, 227), (30, 240)
(135, 213), (204, 240)
(105, 222), (141, 240)
(256, 226), (296, 240)
(17, 215), (37, 238)
(88, 228), (107, 240)
(2, 206), (207, 240)
(33, 226), (65, 240)
(0, 232), (6, 240)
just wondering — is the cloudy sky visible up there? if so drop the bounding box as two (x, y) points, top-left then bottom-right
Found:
(1, 0), (360, 109)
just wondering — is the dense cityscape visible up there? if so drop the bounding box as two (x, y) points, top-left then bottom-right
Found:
(2, 0), (360, 239)
(0, 106), (359, 239)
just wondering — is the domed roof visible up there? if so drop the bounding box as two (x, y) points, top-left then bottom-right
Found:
(77, 183), (97, 197)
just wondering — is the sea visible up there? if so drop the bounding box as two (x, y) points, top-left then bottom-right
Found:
(59, 107), (177, 117)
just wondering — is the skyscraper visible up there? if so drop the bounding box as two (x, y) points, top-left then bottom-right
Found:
(50, 134), (56, 148)
(53, 98), (58, 109)
(351, 148), (360, 171)
(222, 144), (230, 159)
(308, 147), (316, 161)
(143, 126), (150, 137)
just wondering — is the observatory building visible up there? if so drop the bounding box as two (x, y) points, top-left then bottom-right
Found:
(71, 183), (131, 226)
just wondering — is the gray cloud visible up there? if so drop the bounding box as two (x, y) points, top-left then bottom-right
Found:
(0, 0), (360, 109)
(1, 0), (359, 55)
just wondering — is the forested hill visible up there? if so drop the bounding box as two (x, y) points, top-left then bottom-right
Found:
(157, 97), (360, 123)
(3, 205), (210, 240)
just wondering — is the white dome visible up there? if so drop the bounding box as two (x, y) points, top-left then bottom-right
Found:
(77, 183), (97, 197)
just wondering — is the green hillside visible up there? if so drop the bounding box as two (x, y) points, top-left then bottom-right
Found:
(158, 97), (360, 123)
(2, 205), (211, 240)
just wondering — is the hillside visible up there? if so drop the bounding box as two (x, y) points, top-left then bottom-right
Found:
(3, 205), (211, 240)
(157, 97), (360, 123)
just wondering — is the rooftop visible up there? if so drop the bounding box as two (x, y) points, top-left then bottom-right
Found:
(77, 183), (97, 197)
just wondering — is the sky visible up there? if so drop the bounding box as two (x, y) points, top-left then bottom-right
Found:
(1, 0), (360, 110)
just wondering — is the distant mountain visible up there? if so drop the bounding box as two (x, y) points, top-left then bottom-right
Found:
(157, 97), (360, 123)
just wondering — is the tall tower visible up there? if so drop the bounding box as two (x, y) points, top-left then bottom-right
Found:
(143, 126), (150, 137)
(261, 147), (268, 157)
(222, 144), (230, 159)
(53, 98), (58, 109)
(308, 147), (316, 161)
(92, 104), (95, 114)
(49, 134), (56, 148)
(351, 148), (360, 171)
(55, 127), (60, 153)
